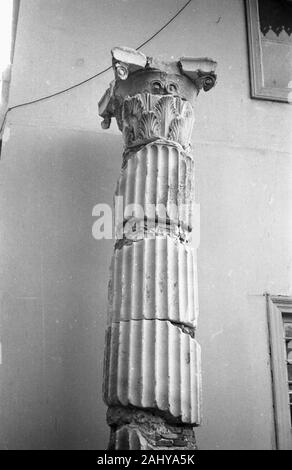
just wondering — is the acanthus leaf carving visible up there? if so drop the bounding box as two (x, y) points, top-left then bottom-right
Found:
(98, 46), (217, 451)
(123, 95), (145, 145)
(123, 94), (145, 122)
(121, 93), (195, 149)
(168, 116), (183, 143)
(153, 95), (178, 137)
(136, 111), (160, 141)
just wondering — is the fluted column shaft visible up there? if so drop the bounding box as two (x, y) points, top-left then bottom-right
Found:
(98, 47), (217, 450)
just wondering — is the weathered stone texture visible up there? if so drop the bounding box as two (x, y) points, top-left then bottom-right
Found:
(107, 408), (197, 450)
(104, 319), (201, 423)
(118, 142), (195, 232)
(108, 238), (198, 326)
(98, 46), (217, 450)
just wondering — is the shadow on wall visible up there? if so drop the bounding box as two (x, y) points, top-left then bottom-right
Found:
(0, 129), (122, 449)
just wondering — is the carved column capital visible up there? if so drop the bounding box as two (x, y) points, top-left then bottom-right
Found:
(98, 46), (217, 451)
(99, 47), (217, 150)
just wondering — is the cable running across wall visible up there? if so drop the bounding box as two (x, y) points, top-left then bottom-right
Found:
(0, 0), (192, 135)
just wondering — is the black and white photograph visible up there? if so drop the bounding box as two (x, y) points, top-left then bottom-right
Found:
(0, 0), (291, 456)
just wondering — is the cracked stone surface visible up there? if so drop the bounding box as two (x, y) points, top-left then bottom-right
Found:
(107, 407), (196, 450)
(98, 46), (217, 450)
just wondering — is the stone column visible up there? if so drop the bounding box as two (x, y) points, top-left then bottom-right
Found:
(98, 47), (217, 450)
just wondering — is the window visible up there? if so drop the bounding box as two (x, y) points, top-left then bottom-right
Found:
(283, 316), (292, 425)
(246, 0), (292, 102)
(0, 0), (20, 140)
(267, 295), (292, 449)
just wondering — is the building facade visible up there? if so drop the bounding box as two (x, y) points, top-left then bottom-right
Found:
(0, 0), (291, 449)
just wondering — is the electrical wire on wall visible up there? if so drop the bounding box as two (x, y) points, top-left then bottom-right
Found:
(0, 0), (192, 136)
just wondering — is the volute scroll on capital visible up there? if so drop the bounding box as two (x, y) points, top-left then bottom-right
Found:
(98, 46), (217, 149)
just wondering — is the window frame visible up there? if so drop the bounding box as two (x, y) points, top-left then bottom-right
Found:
(245, 0), (292, 103)
(267, 295), (292, 449)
